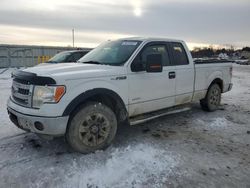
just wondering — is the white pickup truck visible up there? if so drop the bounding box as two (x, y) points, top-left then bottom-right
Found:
(7, 37), (233, 153)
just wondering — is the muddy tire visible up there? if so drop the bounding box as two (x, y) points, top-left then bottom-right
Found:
(66, 102), (117, 153)
(200, 83), (221, 112)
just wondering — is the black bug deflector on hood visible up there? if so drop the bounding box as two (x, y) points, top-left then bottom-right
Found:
(12, 70), (56, 85)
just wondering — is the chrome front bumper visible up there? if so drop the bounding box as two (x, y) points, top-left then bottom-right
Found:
(7, 107), (69, 137)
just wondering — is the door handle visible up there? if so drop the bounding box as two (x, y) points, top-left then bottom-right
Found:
(168, 72), (176, 79)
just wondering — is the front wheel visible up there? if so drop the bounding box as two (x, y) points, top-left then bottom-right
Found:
(66, 102), (117, 153)
(200, 83), (221, 112)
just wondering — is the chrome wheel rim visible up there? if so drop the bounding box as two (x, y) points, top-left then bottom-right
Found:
(79, 113), (110, 147)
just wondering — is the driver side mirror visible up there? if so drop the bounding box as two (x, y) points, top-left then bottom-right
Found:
(146, 54), (163, 73)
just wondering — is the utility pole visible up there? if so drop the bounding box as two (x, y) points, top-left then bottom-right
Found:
(72, 29), (75, 48)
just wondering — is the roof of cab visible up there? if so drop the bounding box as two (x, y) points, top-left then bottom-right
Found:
(119, 37), (184, 43)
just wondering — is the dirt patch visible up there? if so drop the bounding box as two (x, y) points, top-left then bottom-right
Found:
(28, 139), (42, 149)
(151, 129), (177, 138)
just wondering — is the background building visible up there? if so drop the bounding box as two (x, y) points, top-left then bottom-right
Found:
(0, 44), (92, 68)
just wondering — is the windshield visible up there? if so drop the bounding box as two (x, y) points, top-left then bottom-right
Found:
(78, 40), (142, 65)
(48, 52), (71, 63)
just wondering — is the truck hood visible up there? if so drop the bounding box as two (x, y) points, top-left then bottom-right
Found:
(24, 63), (126, 80)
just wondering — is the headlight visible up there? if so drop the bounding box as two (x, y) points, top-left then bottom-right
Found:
(32, 85), (65, 108)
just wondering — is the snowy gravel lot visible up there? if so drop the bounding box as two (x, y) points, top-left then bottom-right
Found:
(0, 65), (250, 188)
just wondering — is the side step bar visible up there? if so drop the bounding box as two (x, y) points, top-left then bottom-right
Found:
(129, 106), (191, 126)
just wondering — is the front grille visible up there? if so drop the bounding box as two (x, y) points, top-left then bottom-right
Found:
(11, 79), (33, 107)
(18, 88), (29, 95)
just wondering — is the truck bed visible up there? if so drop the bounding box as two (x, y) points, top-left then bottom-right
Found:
(194, 59), (233, 64)
(193, 59), (232, 102)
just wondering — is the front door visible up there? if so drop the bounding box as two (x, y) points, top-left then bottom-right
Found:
(127, 42), (176, 117)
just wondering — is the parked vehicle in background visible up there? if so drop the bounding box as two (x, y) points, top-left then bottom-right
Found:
(7, 37), (233, 153)
(45, 50), (90, 64)
(235, 58), (250, 65)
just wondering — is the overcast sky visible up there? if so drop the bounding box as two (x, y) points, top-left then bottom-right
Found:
(0, 0), (249, 49)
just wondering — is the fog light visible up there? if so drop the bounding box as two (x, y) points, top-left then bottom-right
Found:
(34, 122), (44, 131)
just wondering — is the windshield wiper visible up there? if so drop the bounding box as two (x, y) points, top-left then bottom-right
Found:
(82, 61), (103, 65)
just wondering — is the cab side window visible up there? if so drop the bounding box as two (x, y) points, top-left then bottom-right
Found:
(67, 52), (84, 62)
(132, 44), (170, 71)
(169, 43), (189, 65)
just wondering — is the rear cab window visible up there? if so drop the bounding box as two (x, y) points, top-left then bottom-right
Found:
(169, 42), (189, 66)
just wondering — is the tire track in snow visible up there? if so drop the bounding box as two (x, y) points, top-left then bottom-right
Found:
(0, 132), (29, 142)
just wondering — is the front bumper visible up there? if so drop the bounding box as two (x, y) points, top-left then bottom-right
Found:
(7, 107), (69, 137)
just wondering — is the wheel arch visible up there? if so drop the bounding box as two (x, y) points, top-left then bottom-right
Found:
(207, 70), (224, 92)
(208, 78), (223, 92)
(62, 88), (128, 123)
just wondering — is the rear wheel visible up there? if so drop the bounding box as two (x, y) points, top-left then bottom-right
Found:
(66, 102), (117, 153)
(200, 83), (221, 112)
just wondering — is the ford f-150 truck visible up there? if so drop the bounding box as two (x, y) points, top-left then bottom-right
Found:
(7, 37), (233, 153)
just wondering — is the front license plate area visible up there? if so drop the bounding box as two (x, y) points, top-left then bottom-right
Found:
(18, 118), (32, 130)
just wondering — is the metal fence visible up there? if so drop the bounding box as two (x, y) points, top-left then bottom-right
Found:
(0, 44), (92, 68)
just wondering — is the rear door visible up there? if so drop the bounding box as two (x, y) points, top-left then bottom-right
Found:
(168, 42), (194, 105)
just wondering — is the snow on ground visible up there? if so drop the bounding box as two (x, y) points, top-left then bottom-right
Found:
(0, 65), (250, 188)
(0, 68), (24, 139)
(223, 65), (250, 110)
(67, 144), (179, 188)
